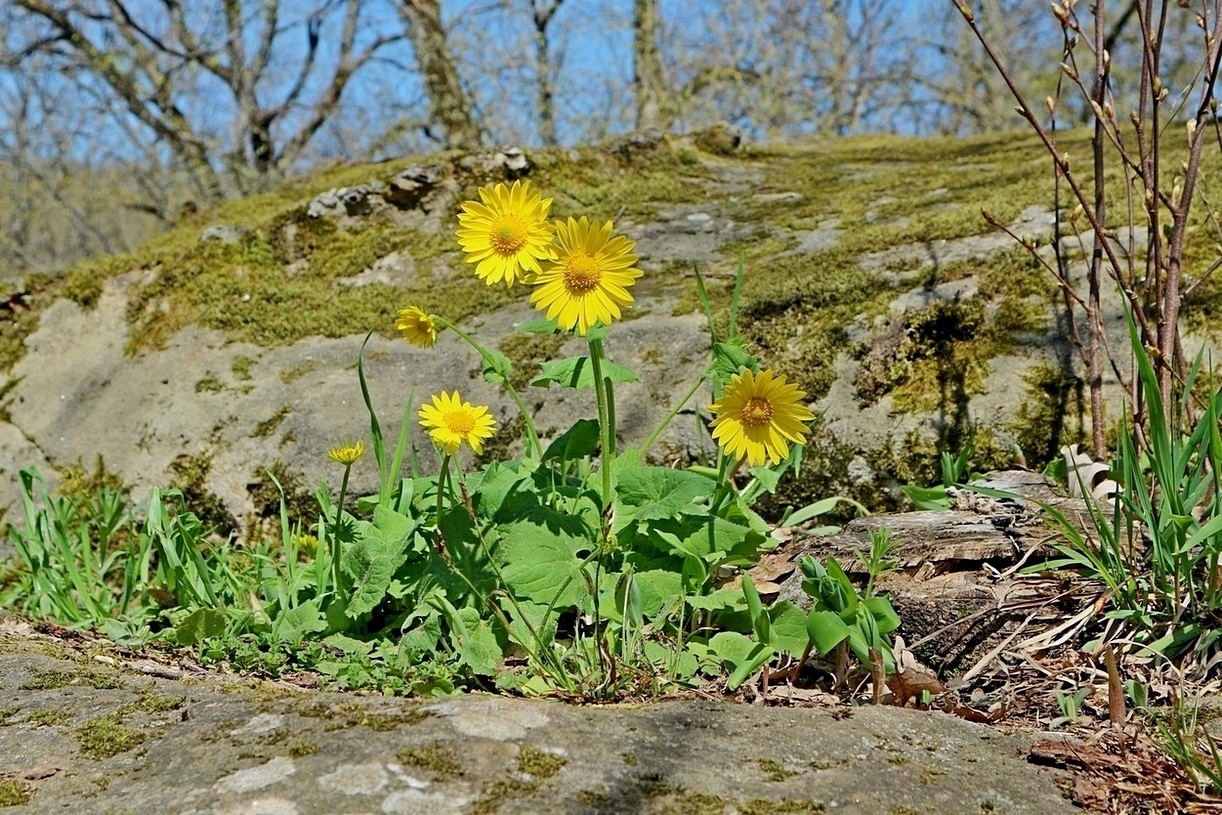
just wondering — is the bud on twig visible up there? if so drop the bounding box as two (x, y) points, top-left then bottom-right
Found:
(1061, 62), (1079, 81)
(1014, 105), (1027, 117)
(1051, 2), (1068, 23)
(1090, 100), (1104, 120)
(1060, 152), (1071, 171)
(1172, 181), (1183, 208)
(1159, 87), (1169, 102)
(1070, 204), (1084, 224)
(955, 1), (975, 22)
(1104, 102), (1114, 120)
(1102, 49), (1111, 71)
(1046, 96), (1057, 115)
(1187, 118), (1198, 143)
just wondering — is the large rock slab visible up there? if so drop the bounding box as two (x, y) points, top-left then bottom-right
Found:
(0, 616), (1077, 815)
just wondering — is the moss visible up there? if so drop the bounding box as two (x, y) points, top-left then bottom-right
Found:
(74, 715), (146, 759)
(194, 373), (225, 394)
(280, 360), (317, 383)
(287, 741), (318, 758)
(1007, 362), (1086, 470)
(0, 779), (30, 807)
(0, 707), (17, 725)
(758, 758), (798, 782)
(518, 746), (566, 779)
(19, 667), (125, 691)
(398, 742), (462, 778)
(253, 405), (292, 438)
(498, 332), (565, 393)
(620, 751), (638, 766)
(56, 455), (129, 501)
(471, 777), (541, 815)
(26, 708), (71, 726)
(738, 801), (827, 815)
(232, 355), (256, 380)
(657, 793), (727, 815)
(0, 273), (61, 374)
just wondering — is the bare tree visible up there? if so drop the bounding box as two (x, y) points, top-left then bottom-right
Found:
(633, 0), (669, 131)
(397, 0), (482, 150)
(7, 1), (409, 208)
(530, 0), (565, 146)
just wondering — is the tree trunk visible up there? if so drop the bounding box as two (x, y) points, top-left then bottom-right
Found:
(400, 0), (482, 151)
(632, 0), (668, 132)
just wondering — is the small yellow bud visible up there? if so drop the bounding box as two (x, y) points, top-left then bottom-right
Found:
(327, 439), (366, 466)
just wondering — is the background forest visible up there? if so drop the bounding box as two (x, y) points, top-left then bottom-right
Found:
(0, 0), (1206, 278)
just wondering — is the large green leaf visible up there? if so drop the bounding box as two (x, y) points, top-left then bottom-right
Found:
(344, 505), (416, 618)
(273, 600), (328, 642)
(175, 607), (228, 645)
(613, 466), (713, 530)
(497, 521), (591, 608)
(632, 569), (683, 618)
(806, 608), (852, 654)
(454, 607), (503, 676)
(541, 419), (601, 463)
(711, 342), (759, 385)
(769, 601), (810, 658)
(532, 356), (640, 389)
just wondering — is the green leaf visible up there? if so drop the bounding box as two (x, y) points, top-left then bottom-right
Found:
(498, 521), (591, 608)
(863, 595), (901, 635)
(612, 467), (713, 529)
(769, 601), (810, 658)
(480, 349), (514, 384)
(900, 484), (951, 511)
(708, 630), (756, 667)
(516, 317), (560, 334)
(685, 587), (745, 612)
(532, 356), (640, 390)
(806, 609), (852, 654)
(711, 342), (759, 385)
(727, 642), (774, 690)
(632, 569), (683, 618)
(273, 601), (328, 642)
(344, 505), (416, 618)
(742, 574), (769, 643)
(454, 607), (504, 675)
(175, 608), (228, 645)
(542, 419), (601, 464)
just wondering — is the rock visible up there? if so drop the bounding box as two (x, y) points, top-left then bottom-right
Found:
(200, 225), (251, 245)
(0, 619), (1078, 815)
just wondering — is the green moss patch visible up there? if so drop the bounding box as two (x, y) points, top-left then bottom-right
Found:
(517, 746), (566, 779)
(74, 715), (146, 759)
(26, 709), (71, 727)
(0, 779), (31, 807)
(19, 667), (125, 691)
(398, 742), (462, 778)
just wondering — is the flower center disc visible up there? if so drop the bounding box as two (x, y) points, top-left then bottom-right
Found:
(740, 397), (774, 427)
(446, 412), (476, 435)
(564, 254), (603, 293)
(490, 216), (529, 256)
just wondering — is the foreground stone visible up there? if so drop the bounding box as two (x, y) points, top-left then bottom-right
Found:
(0, 617), (1076, 815)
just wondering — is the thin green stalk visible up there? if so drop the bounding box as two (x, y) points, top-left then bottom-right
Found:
(435, 452), (451, 531)
(332, 463), (352, 596)
(640, 368), (711, 458)
(437, 317), (542, 458)
(586, 337), (614, 509)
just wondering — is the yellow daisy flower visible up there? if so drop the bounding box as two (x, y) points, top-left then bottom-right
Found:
(419, 391), (497, 455)
(396, 306), (440, 348)
(529, 216), (643, 335)
(708, 369), (815, 467)
(327, 439), (367, 466)
(456, 180), (556, 286)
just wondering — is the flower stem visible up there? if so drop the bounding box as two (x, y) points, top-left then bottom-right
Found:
(435, 452), (451, 531)
(587, 337), (615, 510)
(332, 464), (352, 596)
(438, 317), (542, 459)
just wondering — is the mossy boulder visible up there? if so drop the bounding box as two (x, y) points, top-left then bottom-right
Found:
(0, 129), (1214, 535)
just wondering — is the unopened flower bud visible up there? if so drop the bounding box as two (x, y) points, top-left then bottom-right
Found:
(1187, 118), (1198, 141)
(1046, 96), (1057, 115)
(1051, 3), (1068, 23)
(1061, 62), (1079, 81)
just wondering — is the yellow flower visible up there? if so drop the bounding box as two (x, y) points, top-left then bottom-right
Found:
(530, 216), (643, 335)
(456, 180), (556, 286)
(327, 439), (367, 466)
(708, 369), (815, 467)
(396, 306), (440, 348)
(418, 391), (497, 455)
